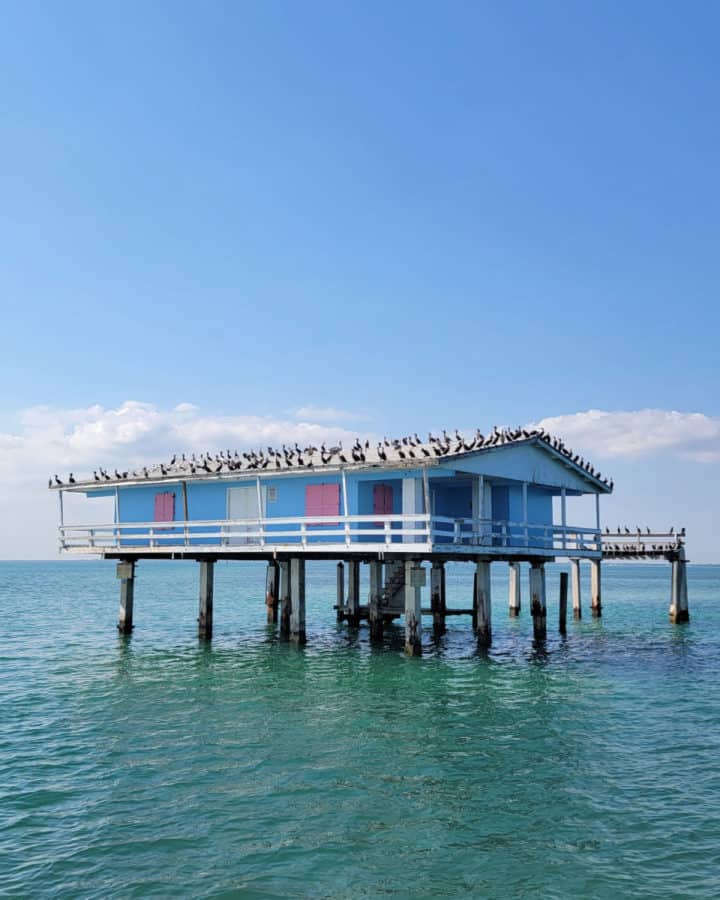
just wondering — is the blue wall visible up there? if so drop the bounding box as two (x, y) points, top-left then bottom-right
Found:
(107, 463), (556, 548)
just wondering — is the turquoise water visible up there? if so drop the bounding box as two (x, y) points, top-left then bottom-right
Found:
(1, 560), (719, 898)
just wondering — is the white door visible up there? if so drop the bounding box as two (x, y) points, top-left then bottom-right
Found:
(227, 486), (265, 545)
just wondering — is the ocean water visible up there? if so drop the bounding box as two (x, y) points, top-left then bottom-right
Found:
(1, 559), (719, 899)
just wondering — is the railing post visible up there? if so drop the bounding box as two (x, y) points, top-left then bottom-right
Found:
(344, 514), (351, 548)
(301, 522), (307, 548)
(454, 519), (462, 545)
(384, 519), (392, 546)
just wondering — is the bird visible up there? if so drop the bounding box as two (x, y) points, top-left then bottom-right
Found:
(69, 473), (76, 484)
(54, 475), (62, 485)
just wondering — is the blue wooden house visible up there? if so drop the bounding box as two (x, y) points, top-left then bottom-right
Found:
(50, 426), (691, 653)
(51, 426), (626, 652)
(54, 427), (611, 559)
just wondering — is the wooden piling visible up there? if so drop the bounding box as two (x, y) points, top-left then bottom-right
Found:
(669, 546), (689, 623)
(559, 571), (568, 635)
(474, 560), (492, 647)
(265, 561), (279, 625)
(430, 562), (446, 634)
(347, 560), (360, 627)
(289, 558), (306, 644)
(198, 560), (215, 639)
(116, 560), (135, 634)
(530, 562), (547, 640)
(336, 562), (345, 622)
(590, 559), (602, 618)
(508, 561), (521, 617)
(570, 558), (581, 620)
(404, 560), (423, 656)
(279, 560), (291, 639)
(369, 560), (384, 640)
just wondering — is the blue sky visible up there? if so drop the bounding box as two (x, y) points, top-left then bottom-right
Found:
(1, 2), (719, 559)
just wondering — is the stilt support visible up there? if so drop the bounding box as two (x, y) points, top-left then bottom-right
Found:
(590, 559), (602, 618)
(289, 558), (306, 644)
(265, 561), (279, 625)
(117, 561), (135, 634)
(669, 547), (689, 623)
(404, 561), (423, 656)
(559, 571), (568, 635)
(430, 562), (446, 634)
(474, 560), (492, 647)
(508, 562), (521, 617)
(530, 562), (547, 640)
(347, 560), (360, 627)
(570, 559), (582, 620)
(198, 560), (214, 639)
(336, 562), (345, 622)
(369, 560), (384, 640)
(279, 561), (291, 639)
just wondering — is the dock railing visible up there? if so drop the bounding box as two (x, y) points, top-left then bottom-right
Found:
(59, 514), (601, 556)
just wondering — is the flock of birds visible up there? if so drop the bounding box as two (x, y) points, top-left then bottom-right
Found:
(49, 425), (615, 489)
(602, 525), (686, 555)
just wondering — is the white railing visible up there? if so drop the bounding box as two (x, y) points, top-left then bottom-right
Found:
(58, 514), (601, 555)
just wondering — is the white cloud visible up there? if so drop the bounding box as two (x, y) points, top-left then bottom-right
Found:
(533, 409), (720, 461)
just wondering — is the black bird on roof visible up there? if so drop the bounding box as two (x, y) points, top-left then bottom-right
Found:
(69, 473), (75, 484)
(377, 443), (387, 461)
(93, 471), (100, 481)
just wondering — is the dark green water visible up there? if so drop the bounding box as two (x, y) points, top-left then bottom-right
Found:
(1, 560), (719, 898)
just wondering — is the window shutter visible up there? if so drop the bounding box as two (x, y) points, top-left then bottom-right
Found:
(154, 492), (175, 524)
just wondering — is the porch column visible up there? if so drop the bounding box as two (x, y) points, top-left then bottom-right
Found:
(669, 547), (689, 623)
(279, 561), (291, 639)
(404, 560), (423, 656)
(474, 559), (492, 647)
(336, 562), (345, 622)
(346, 560), (360, 627)
(430, 561), (446, 634)
(402, 477), (425, 543)
(289, 558), (306, 644)
(198, 560), (214, 640)
(369, 559), (384, 640)
(508, 561), (521, 617)
(117, 561), (135, 634)
(590, 559), (602, 618)
(570, 559), (582, 619)
(265, 561), (280, 625)
(529, 562), (547, 640)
